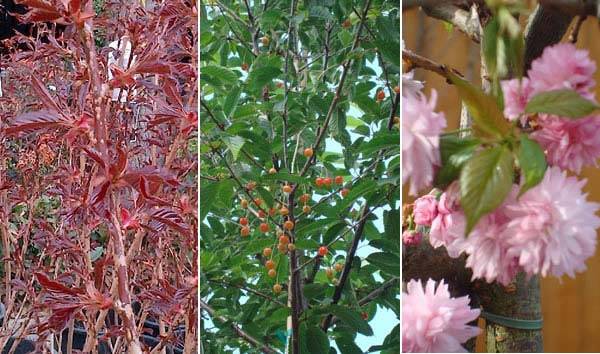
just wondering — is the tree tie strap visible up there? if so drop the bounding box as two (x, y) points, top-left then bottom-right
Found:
(481, 311), (543, 330)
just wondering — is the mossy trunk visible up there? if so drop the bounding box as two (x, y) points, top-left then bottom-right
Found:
(480, 273), (543, 352)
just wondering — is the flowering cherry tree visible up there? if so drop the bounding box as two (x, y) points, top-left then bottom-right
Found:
(403, 1), (600, 352)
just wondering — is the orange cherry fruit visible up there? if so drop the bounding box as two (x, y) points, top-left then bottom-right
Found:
(284, 220), (294, 230)
(299, 193), (310, 203)
(279, 235), (290, 245)
(280, 207), (289, 216)
(241, 226), (250, 237)
(326, 267), (334, 279)
(303, 147), (313, 158)
(265, 260), (275, 269)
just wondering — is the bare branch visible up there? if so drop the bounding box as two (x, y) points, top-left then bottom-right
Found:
(358, 277), (400, 306)
(418, 1), (482, 43)
(402, 48), (464, 82)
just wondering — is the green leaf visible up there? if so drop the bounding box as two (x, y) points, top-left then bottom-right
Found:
(303, 283), (328, 300)
(247, 66), (282, 93)
(366, 252), (400, 276)
(201, 65), (238, 88)
(336, 180), (378, 212)
(524, 89), (600, 118)
(200, 182), (220, 220)
(518, 135), (547, 197)
(223, 87), (241, 119)
(435, 134), (480, 188)
(296, 218), (337, 238)
(222, 136), (246, 160)
(305, 325), (329, 353)
(325, 304), (373, 336)
(360, 132), (399, 156)
(448, 73), (512, 139)
(460, 145), (514, 234)
(335, 334), (364, 354)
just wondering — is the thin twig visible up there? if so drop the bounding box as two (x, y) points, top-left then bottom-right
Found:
(568, 15), (587, 43)
(207, 279), (286, 307)
(200, 300), (277, 354)
(402, 48), (464, 82)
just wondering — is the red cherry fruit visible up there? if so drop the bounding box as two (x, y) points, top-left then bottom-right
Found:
(318, 246), (328, 257)
(239, 217), (248, 226)
(260, 223), (270, 233)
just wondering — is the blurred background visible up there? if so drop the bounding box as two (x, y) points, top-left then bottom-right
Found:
(403, 2), (600, 352)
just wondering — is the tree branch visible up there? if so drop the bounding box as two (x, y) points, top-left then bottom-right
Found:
(413, 1), (482, 43)
(200, 300), (277, 354)
(321, 203), (371, 332)
(358, 277), (400, 306)
(402, 48), (464, 82)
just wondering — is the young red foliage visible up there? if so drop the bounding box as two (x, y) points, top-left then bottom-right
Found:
(0, 0), (198, 352)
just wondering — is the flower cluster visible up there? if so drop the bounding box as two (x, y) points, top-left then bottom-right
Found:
(414, 167), (600, 285)
(502, 43), (600, 173)
(402, 279), (480, 352)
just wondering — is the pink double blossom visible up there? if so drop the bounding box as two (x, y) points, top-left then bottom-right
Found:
(402, 90), (447, 196)
(528, 42), (596, 99)
(403, 230), (423, 246)
(429, 183), (466, 258)
(402, 278), (481, 353)
(530, 114), (600, 173)
(503, 167), (600, 278)
(501, 78), (533, 124)
(413, 194), (438, 226)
